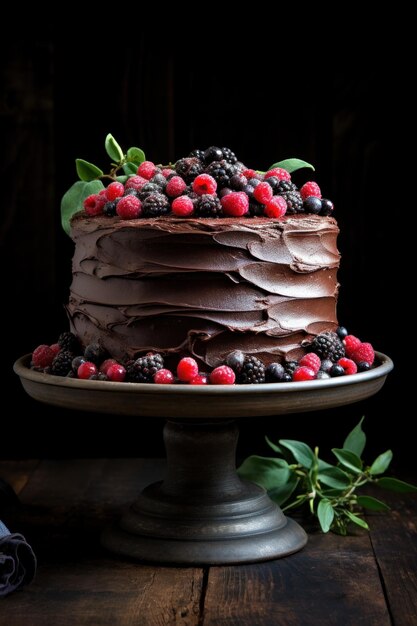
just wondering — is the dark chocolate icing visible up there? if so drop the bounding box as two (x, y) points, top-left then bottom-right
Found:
(67, 214), (340, 365)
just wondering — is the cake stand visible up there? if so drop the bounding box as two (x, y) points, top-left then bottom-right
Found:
(14, 352), (393, 565)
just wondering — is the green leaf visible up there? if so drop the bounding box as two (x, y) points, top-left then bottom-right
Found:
(265, 435), (283, 455)
(318, 466), (351, 489)
(332, 448), (362, 474)
(377, 477), (417, 493)
(115, 175), (128, 183)
(268, 158), (315, 174)
(105, 134), (124, 162)
(279, 439), (316, 468)
(60, 180), (104, 236)
(237, 456), (290, 491)
(321, 488), (347, 497)
(270, 475), (299, 506)
(122, 162), (138, 176)
(356, 496), (390, 511)
(343, 416), (366, 457)
(317, 499), (334, 533)
(127, 146), (146, 165)
(369, 450), (393, 475)
(75, 159), (103, 182)
(345, 510), (369, 530)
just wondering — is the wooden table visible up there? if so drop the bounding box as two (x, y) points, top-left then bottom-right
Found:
(0, 459), (416, 625)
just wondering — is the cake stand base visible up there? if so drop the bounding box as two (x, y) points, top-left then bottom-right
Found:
(101, 420), (307, 564)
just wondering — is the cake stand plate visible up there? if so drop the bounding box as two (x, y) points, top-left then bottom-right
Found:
(14, 353), (393, 565)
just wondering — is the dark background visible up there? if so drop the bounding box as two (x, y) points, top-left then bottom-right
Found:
(0, 33), (409, 466)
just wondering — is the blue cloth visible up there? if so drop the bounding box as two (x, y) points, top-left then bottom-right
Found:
(0, 520), (36, 597)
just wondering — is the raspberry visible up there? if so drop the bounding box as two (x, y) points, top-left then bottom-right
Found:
(166, 176), (187, 197)
(195, 194), (223, 217)
(99, 358), (118, 374)
(192, 174), (217, 196)
(127, 353), (164, 382)
(264, 196), (287, 218)
(175, 157), (204, 183)
(177, 357), (199, 382)
(106, 363), (126, 382)
(154, 369), (175, 384)
(106, 181), (125, 200)
(265, 168), (291, 181)
(239, 356), (266, 384)
(293, 366), (315, 381)
(253, 182), (273, 204)
(299, 353), (321, 374)
(125, 175), (148, 192)
(83, 194), (106, 216)
(51, 351), (74, 376)
(344, 335), (361, 358)
(49, 343), (61, 357)
(162, 168), (175, 178)
(189, 374), (209, 385)
(210, 365), (236, 385)
(338, 357), (357, 375)
(32, 345), (55, 368)
(78, 361), (97, 379)
(300, 181), (322, 201)
(243, 169), (261, 180)
(116, 195), (142, 219)
(137, 161), (157, 180)
(172, 196), (194, 216)
(142, 193), (170, 217)
(351, 342), (375, 366)
(309, 331), (345, 362)
(221, 192), (249, 216)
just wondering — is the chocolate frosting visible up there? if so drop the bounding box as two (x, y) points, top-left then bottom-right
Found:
(67, 214), (340, 366)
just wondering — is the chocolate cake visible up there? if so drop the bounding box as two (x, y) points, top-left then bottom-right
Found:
(67, 212), (340, 368)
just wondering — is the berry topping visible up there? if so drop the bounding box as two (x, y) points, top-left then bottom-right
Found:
(264, 196), (287, 218)
(137, 161), (158, 180)
(265, 167), (291, 181)
(194, 194), (223, 218)
(83, 194), (106, 217)
(253, 182), (273, 204)
(203, 146), (223, 163)
(329, 364), (345, 377)
(106, 363), (126, 382)
(125, 175), (148, 192)
(221, 192), (249, 217)
(357, 361), (371, 372)
(300, 181), (322, 200)
(32, 345), (55, 369)
(303, 196), (322, 214)
(105, 181), (125, 200)
(49, 343), (61, 357)
(177, 357), (199, 382)
(116, 195), (142, 219)
(221, 147), (238, 164)
(175, 157), (204, 183)
(154, 369), (175, 384)
(320, 199), (334, 216)
(336, 326), (349, 340)
(142, 193), (170, 217)
(171, 196), (194, 216)
(78, 361), (98, 379)
(226, 350), (245, 374)
(279, 190), (303, 214)
(351, 342), (375, 366)
(299, 353), (321, 374)
(210, 365), (236, 385)
(293, 366), (315, 381)
(337, 357), (357, 376)
(192, 173), (217, 196)
(166, 175), (187, 198)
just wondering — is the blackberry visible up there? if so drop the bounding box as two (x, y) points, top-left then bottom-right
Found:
(58, 331), (80, 353)
(204, 146), (223, 164)
(175, 157), (204, 183)
(249, 201), (264, 217)
(139, 182), (161, 200)
(284, 360), (299, 376)
(238, 355), (266, 384)
(221, 147), (238, 164)
(189, 149), (205, 161)
(143, 193), (170, 217)
(103, 200), (119, 216)
(51, 350), (74, 376)
(205, 160), (236, 188)
(309, 331), (345, 362)
(127, 353), (164, 383)
(280, 191), (303, 214)
(276, 180), (297, 194)
(84, 343), (108, 365)
(194, 194), (223, 218)
(124, 188), (140, 198)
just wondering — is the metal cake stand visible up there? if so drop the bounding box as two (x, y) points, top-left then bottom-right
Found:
(14, 352), (393, 565)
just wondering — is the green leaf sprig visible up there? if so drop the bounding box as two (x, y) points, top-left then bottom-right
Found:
(61, 134), (146, 236)
(238, 417), (417, 535)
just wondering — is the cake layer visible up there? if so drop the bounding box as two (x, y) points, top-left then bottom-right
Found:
(67, 214), (340, 366)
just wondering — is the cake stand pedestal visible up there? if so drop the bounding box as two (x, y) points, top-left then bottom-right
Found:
(14, 353), (393, 565)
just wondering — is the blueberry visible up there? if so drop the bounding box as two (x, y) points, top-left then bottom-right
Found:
(336, 326), (348, 340)
(72, 355), (86, 373)
(357, 361), (371, 372)
(230, 174), (247, 190)
(330, 364), (345, 377)
(265, 362), (285, 382)
(303, 196), (322, 214)
(204, 146), (223, 164)
(320, 359), (334, 373)
(226, 350), (245, 373)
(320, 198), (334, 216)
(281, 373), (292, 382)
(316, 371), (331, 380)
(84, 343), (108, 365)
